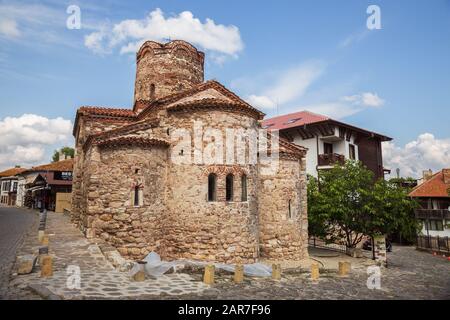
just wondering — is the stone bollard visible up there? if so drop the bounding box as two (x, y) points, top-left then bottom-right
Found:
(338, 261), (351, 276)
(38, 230), (45, 242)
(271, 264), (281, 281)
(203, 265), (215, 285)
(234, 264), (244, 283)
(132, 261), (147, 282)
(40, 255), (53, 277)
(311, 263), (320, 281)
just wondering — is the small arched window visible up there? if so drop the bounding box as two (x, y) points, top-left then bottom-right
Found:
(208, 174), (217, 202)
(241, 174), (247, 201)
(288, 199), (292, 219)
(134, 186), (140, 207)
(226, 174), (234, 202)
(150, 84), (155, 100)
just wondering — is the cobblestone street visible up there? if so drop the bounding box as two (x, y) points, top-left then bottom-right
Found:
(0, 207), (39, 299)
(2, 207), (450, 300)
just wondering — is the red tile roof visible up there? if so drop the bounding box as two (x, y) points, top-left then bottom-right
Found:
(0, 167), (27, 178)
(409, 169), (450, 198)
(96, 137), (170, 149)
(262, 110), (392, 141)
(78, 106), (136, 118)
(30, 159), (74, 172)
(262, 111), (329, 130)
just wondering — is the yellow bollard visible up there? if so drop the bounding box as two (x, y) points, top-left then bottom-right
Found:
(234, 264), (244, 283)
(338, 261), (351, 276)
(38, 230), (45, 242)
(203, 265), (215, 285)
(41, 235), (49, 246)
(271, 264), (281, 281)
(133, 271), (146, 282)
(311, 263), (320, 281)
(40, 255), (53, 277)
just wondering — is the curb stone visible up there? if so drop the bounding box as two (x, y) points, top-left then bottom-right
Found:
(27, 284), (62, 300)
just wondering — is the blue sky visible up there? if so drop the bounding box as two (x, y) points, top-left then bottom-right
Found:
(0, 0), (449, 177)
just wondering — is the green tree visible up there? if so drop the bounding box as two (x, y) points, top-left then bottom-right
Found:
(368, 179), (420, 241)
(307, 160), (419, 248)
(52, 146), (75, 162)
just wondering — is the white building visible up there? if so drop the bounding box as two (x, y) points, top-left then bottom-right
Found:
(263, 111), (392, 179)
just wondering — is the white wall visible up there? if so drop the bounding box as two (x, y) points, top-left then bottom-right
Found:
(293, 136), (318, 177)
(419, 224), (450, 237)
(291, 131), (359, 178)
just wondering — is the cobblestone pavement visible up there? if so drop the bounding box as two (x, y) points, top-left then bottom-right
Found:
(142, 246), (450, 300)
(5, 207), (450, 300)
(0, 206), (40, 299)
(8, 210), (207, 299)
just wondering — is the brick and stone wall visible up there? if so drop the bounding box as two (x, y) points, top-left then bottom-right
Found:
(259, 157), (308, 260)
(71, 40), (309, 264)
(134, 41), (204, 106)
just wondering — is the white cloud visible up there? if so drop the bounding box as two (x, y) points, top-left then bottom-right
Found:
(0, 18), (21, 38)
(338, 30), (370, 48)
(246, 95), (276, 109)
(383, 133), (450, 178)
(0, 114), (73, 170)
(244, 61), (325, 109)
(343, 92), (385, 107)
(84, 8), (243, 59)
(298, 102), (363, 119)
(293, 92), (385, 119)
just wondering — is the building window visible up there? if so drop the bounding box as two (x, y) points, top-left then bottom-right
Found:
(226, 174), (234, 202)
(134, 186), (140, 207)
(424, 219), (444, 231)
(349, 144), (356, 160)
(13, 182), (17, 192)
(324, 143), (333, 154)
(288, 199), (292, 219)
(208, 174), (217, 202)
(241, 175), (248, 202)
(150, 84), (155, 100)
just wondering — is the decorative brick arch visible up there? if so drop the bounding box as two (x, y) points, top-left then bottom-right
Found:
(203, 165), (248, 178)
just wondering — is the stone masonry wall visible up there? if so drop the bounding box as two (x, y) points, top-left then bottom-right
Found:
(84, 144), (168, 259)
(134, 41), (204, 104)
(71, 117), (132, 230)
(259, 157), (308, 260)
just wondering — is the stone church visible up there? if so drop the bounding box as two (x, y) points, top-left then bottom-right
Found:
(71, 40), (308, 263)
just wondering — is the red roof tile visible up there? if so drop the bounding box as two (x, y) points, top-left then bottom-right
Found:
(30, 159), (74, 172)
(409, 169), (450, 198)
(0, 167), (27, 177)
(262, 111), (329, 130)
(78, 106), (136, 118)
(262, 110), (392, 141)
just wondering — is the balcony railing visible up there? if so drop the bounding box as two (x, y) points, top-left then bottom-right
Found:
(318, 153), (345, 166)
(415, 209), (450, 220)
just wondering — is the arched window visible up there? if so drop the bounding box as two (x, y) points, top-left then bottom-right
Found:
(241, 174), (248, 201)
(288, 199), (293, 219)
(208, 174), (217, 202)
(226, 174), (234, 202)
(150, 84), (155, 100)
(134, 186), (140, 207)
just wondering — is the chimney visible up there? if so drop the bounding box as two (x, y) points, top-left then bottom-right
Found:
(423, 169), (433, 181)
(59, 151), (66, 162)
(443, 169), (450, 185)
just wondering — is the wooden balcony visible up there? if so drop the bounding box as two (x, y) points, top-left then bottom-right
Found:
(318, 153), (345, 166)
(415, 209), (450, 220)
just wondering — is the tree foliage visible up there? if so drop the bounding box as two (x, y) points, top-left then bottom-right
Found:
(52, 146), (75, 162)
(307, 160), (419, 248)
